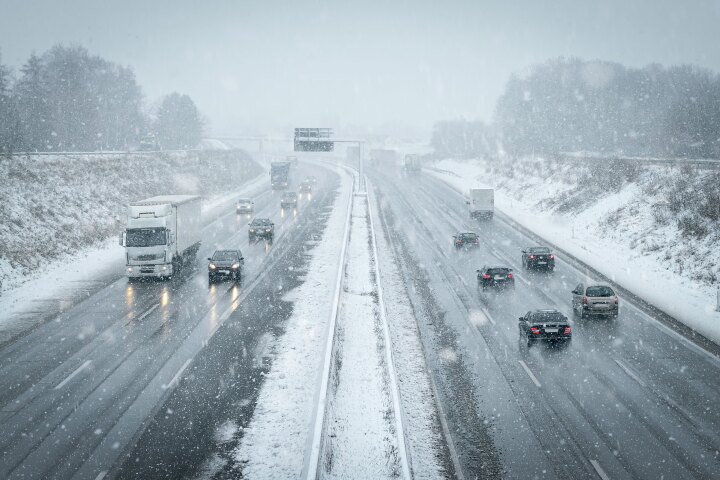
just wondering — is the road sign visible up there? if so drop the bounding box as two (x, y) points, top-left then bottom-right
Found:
(294, 128), (334, 152)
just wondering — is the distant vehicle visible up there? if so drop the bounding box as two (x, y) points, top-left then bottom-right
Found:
(249, 218), (274, 242)
(572, 283), (619, 318)
(236, 198), (254, 215)
(121, 195), (202, 279)
(208, 249), (244, 283)
(518, 310), (572, 349)
(138, 133), (160, 151)
(286, 155), (298, 166)
(281, 191), (298, 209)
(477, 266), (515, 290)
(270, 162), (292, 190)
(403, 154), (422, 174)
(305, 175), (318, 186)
(299, 181), (312, 194)
(453, 232), (479, 249)
(468, 188), (494, 220)
(522, 246), (555, 270)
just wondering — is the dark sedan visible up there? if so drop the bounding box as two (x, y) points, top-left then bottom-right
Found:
(477, 266), (515, 290)
(519, 309), (572, 349)
(249, 218), (274, 242)
(208, 249), (244, 283)
(454, 232), (480, 250)
(522, 246), (555, 271)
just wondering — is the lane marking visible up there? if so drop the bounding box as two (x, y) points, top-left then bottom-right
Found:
(458, 275), (468, 287)
(614, 359), (646, 388)
(590, 459), (611, 480)
(480, 306), (496, 326)
(133, 303), (159, 324)
(518, 360), (542, 388)
(440, 249), (449, 259)
(54, 360), (92, 390)
(162, 358), (191, 390)
(94, 471), (107, 480)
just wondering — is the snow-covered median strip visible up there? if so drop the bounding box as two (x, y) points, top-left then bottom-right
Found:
(233, 170), (352, 478)
(427, 159), (720, 346)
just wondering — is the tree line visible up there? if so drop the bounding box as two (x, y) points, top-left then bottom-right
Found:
(0, 45), (203, 154)
(432, 58), (720, 159)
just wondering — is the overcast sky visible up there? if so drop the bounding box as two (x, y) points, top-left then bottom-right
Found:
(2, 0), (719, 138)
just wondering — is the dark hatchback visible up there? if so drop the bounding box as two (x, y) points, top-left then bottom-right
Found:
(519, 309), (572, 348)
(454, 232), (480, 249)
(249, 218), (274, 242)
(522, 246), (555, 271)
(477, 266), (515, 289)
(208, 249), (244, 282)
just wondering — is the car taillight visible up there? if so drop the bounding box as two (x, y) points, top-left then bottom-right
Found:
(507, 273), (513, 279)
(563, 326), (571, 335)
(482, 274), (491, 279)
(613, 296), (619, 304)
(582, 296), (588, 305)
(549, 255), (555, 259)
(530, 327), (541, 335)
(529, 255), (535, 259)
(475, 239), (480, 244)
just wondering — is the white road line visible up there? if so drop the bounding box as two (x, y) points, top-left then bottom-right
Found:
(94, 471), (107, 480)
(614, 359), (646, 388)
(518, 360), (542, 388)
(458, 275), (468, 287)
(480, 306), (496, 326)
(54, 360), (91, 390)
(590, 459), (611, 480)
(440, 249), (449, 259)
(161, 358), (191, 390)
(136, 303), (159, 322)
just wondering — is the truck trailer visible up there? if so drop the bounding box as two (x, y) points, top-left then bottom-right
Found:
(468, 188), (494, 220)
(403, 154), (422, 174)
(121, 195), (202, 279)
(270, 161), (292, 190)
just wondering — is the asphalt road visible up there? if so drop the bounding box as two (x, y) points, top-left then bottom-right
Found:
(0, 162), (338, 479)
(368, 163), (720, 480)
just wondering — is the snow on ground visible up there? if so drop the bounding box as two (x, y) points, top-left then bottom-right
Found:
(320, 194), (399, 479)
(232, 170), (352, 479)
(427, 157), (720, 344)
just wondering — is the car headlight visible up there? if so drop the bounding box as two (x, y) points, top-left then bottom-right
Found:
(127, 267), (133, 272)
(250, 229), (255, 232)
(162, 266), (168, 270)
(209, 263), (216, 270)
(231, 263), (240, 269)
(266, 228), (271, 232)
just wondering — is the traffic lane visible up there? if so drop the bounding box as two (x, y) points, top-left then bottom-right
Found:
(112, 183), (340, 479)
(0, 164), (335, 477)
(419, 174), (720, 445)
(410, 174), (720, 478)
(369, 174), (560, 479)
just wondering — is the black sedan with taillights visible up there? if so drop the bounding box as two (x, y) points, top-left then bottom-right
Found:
(477, 266), (515, 290)
(522, 246), (555, 271)
(454, 232), (480, 250)
(518, 309), (571, 349)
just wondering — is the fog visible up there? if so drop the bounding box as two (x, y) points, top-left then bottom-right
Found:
(1, 0), (719, 138)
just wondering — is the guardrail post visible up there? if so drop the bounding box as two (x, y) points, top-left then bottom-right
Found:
(716, 287), (720, 312)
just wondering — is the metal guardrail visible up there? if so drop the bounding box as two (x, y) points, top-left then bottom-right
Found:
(556, 152), (720, 168)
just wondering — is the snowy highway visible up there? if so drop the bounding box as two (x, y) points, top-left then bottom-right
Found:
(2, 158), (720, 479)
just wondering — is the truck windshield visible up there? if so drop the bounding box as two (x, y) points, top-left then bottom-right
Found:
(126, 228), (167, 247)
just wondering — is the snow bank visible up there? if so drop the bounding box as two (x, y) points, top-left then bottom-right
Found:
(427, 157), (720, 345)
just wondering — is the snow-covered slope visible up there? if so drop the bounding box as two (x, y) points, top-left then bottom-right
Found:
(428, 156), (720, 344)
(0, 150), (262, 292)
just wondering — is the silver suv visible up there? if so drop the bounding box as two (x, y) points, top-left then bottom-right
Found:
(571, 283), (619, 318)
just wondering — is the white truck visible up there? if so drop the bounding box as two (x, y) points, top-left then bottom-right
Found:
(468, 188), (494, 220)
(121, 195), (202, 279)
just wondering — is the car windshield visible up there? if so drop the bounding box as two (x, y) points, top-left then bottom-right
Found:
(532, 312), (565, 323)
(586, 286), (615, 297)
(126, 227), (166, 247)
(460, 233), (477, 239)
(251, 219), (271, 226)
(487, 268), (510, 275)
(238, 198), (251, 204)
(529, 247), (551, 254)
(212, 251), (237, 261)
(284, 193), (297, 198)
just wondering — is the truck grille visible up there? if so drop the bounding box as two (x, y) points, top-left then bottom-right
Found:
(134, 253), (164, 261)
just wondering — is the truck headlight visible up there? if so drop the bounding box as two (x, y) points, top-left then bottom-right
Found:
(209, 263), (216, 270)
(127, 267), (133, 273)
(231, 263), (240, 269)
(250, 229), (255, 232)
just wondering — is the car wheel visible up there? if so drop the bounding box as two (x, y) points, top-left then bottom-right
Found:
(208, 275), (214, 283)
